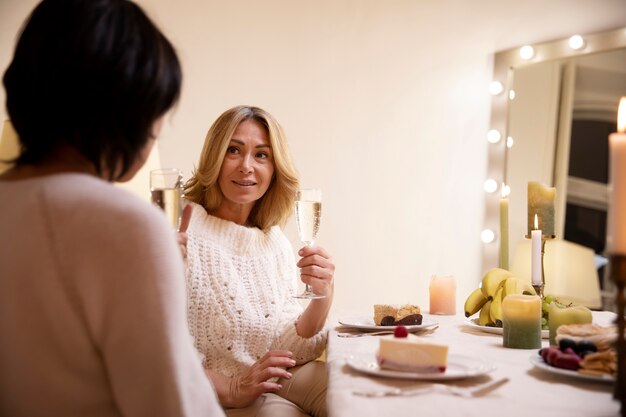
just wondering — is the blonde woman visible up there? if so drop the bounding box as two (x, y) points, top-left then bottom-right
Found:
(183, 105), (334, 416)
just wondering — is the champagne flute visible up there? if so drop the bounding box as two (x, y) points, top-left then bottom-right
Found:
(150, 168), (183, 231)
(293, 188), (325, 299)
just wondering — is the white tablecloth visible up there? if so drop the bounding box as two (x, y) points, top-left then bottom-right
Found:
(326, 311), (620, 417)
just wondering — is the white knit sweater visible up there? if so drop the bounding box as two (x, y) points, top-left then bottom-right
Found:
(185, 202), (327, 377)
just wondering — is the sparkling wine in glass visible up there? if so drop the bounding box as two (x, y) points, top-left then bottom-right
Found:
(294, 188), (325, 299)
(150, 168), (183, 231)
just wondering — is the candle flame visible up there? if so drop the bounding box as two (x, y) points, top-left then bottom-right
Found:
(534, 213), (538, 230)
(501, 183), (510, 198)
(618, 97), (626, 133)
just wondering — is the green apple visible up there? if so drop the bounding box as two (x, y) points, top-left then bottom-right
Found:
(548, 303), (592, 345)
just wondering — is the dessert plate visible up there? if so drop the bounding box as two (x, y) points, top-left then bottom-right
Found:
(338, 316), (438, 332)
(346, 353), (496, 381)
(529, 354), (614, 383)
(466, 318), (549, 339)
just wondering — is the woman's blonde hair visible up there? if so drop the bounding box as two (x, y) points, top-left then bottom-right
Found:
(184, 105), (299, 230)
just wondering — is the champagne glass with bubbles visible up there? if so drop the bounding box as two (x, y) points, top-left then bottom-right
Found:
(150, 168), (183, 231)
(294, 188), (325, 299)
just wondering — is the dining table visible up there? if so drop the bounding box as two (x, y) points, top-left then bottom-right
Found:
(325, 310), (619, 417)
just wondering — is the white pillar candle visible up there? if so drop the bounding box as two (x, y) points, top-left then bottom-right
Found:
(608, 97), (626, 255)
(531, 214), (542, 286)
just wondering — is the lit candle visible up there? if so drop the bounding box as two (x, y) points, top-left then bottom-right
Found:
(429, 275), (456, 315)
(499, 184), (509, 270)
(502, 294), (542, 349)
(527, 182), (555, 237)
(531, 214), (542, 286)
(608, 97), (626, 255)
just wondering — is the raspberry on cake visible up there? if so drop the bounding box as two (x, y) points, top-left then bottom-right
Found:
(374, 304), (422, 326)
(377, 331), (448, 373)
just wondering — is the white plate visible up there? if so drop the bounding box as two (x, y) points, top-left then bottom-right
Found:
(347, 353), (496, 380)
(529, 353), (614, 383)
(338, 316), (438, 332)
(466, 318), (549, 339)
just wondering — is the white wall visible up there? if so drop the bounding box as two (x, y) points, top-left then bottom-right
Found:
(1, 0), (625, 317)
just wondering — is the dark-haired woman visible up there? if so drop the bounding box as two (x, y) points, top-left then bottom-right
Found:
(0, 0), (224, 416)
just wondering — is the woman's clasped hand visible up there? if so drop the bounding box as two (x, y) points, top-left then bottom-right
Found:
(224, 350), (295, 408)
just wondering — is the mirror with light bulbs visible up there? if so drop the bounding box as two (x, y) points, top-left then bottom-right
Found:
(483, 27), (626, 310)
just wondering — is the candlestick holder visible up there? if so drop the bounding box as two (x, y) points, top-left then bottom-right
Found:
(524, 234), (556, 298)
(610, 254), (625, 417)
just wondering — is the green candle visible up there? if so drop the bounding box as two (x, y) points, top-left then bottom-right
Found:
(527, 182), (556, 236)
(548, 304), (592, 345)
(502, 294), (542, 349)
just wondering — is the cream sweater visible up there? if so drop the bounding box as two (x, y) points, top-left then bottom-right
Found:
(0, 174), (224, 417)
(186, 202), (326, 377)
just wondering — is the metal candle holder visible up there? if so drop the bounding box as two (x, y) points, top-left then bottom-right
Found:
(610, 255), (626, 416)
(525, 234), (555, 298)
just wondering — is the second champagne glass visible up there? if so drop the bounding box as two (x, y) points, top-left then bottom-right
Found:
(294, 188), (325, 299)
(150, 168), (183, 231)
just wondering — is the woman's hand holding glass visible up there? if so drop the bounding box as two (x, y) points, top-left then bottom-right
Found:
(296, 245), (335, 297)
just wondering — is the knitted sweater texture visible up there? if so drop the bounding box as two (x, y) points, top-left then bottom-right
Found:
(186, 202), (326, 377)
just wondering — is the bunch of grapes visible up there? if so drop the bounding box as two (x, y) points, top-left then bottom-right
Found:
(541, 295), (568, 330)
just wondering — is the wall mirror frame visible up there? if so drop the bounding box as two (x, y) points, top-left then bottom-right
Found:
(483, 27), (626, 308)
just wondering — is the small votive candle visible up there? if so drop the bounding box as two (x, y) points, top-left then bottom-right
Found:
(502, 294), (542, 349)
(548, 304), (592, 346)
(429, 275), (456, 315)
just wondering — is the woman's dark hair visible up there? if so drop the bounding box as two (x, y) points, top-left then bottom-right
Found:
(2, 0), (182, 180)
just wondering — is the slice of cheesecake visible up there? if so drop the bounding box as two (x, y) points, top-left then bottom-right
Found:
(377, 333), (448, 373)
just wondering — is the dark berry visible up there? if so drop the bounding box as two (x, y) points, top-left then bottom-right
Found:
(546, 348), (561, 366)
(558, 338), (577, 352)
(553, 353), (580, 370)
(576, 340), (597, 354)
(394, 326), (409, 338)
(563, 348), (581, 361)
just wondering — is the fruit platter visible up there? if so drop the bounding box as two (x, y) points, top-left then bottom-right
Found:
(463, 267), (593, 336)
(531, 336), (616, 383)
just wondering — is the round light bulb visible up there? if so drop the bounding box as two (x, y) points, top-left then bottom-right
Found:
(481, 229), (496, 243)
(507, 136), (514, 148)
(509, 90), (516, 100)
(484, 178), (498, 193)
(519, 45), (535, 60)
(489, 81), (504, 95)
(487, 129), (501, 144)
(568, 35), (585, 50)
